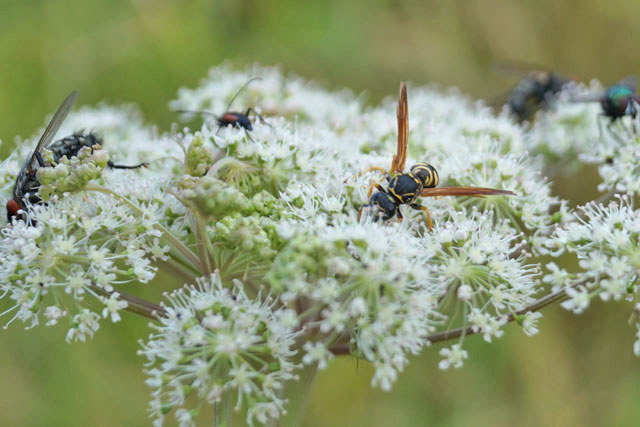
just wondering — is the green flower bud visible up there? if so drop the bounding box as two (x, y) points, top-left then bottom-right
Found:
(186, 135), (215, 177)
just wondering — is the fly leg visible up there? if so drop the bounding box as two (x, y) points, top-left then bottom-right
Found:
(600, 115), (625, 144)
(108, 160), (149, 170)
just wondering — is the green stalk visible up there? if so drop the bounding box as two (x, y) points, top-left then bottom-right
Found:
(84, 185), (203, 273)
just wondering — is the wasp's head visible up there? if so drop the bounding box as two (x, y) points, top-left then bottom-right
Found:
(368, 191), (398, 221)
(410, 163), (439, 189)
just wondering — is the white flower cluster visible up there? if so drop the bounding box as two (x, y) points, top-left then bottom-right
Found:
(526, 81), (603, 163)
(0, 104), (181, 334)
(528, 80), (640, 195)
(5, 63), (640, 424)
(0, 191), (168, 334)
(546, 197), (640, 354)
(140, 273), (299, 427)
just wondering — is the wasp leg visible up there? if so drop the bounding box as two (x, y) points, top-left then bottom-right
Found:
(357, 203), (370, 222)
(410, 203), (433, 231)
(368, 182), (385, 198)
(345, 166), (389, 184)
(108, 160), (149, 170)
(361, 166), (388, 177)
(358, 183), (386, 222)
(397, 209), (403, 223)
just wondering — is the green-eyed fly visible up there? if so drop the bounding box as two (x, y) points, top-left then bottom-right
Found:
(573, 76), (639, 140)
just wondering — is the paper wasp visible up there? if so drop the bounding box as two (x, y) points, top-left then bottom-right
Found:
(358, 82), (515, 230)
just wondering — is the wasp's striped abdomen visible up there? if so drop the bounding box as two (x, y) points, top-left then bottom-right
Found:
(410, 163), (439, 188)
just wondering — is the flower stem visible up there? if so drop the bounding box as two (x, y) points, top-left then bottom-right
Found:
(425, 284), (574, 344)
(84, 185), (203, 272)
(328, 282), (580, 355)
(89, 284), (167, 320)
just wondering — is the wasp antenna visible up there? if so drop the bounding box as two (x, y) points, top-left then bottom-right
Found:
(224, 77), (262, 113)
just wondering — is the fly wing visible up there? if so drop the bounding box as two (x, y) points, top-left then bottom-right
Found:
(493, 60), (552, 78)
(26, 90), (78, 172)
(420, 186), (515, 198)
(392, 81), (408, 174)
(570, 92), (605, 103)
(616, 75), (638, 92)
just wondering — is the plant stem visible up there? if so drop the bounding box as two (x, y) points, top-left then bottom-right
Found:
(90, 284), (167, 320)
(84, 185), (203, 272)
(328, 282), (579, 355)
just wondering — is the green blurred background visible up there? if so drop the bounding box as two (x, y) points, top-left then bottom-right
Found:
(1, 0), (639, 426)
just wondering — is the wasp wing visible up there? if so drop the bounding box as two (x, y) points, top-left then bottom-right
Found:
(420, 186), (515, 198)
(392, 82), (408, 174)
(26, 90), (78, 171)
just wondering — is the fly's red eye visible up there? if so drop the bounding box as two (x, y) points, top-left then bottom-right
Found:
(6, 199), (20, 216)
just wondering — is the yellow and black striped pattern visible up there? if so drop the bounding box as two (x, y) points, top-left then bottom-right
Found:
(410, 163), (439, 188)
(388, 173), (422, 204)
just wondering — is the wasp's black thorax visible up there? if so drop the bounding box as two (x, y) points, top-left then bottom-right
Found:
(218, 112), (253, 131)
(388, 173), (422, 204)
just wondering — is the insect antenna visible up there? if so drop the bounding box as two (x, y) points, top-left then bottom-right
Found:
(223, 77), (262, 113)
(173, 109), (220, 120)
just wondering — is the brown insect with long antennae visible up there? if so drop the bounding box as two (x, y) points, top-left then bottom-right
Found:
(358, 82), (515, 230)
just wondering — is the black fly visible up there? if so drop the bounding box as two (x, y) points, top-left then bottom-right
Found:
(494, 61), (572, 122)
(6, 91), (147, 223)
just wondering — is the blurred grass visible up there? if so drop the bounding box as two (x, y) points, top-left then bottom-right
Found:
(1, 1), (640, 426)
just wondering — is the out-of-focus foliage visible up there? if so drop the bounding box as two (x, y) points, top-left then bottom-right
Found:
(1, 1), (640, 426)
